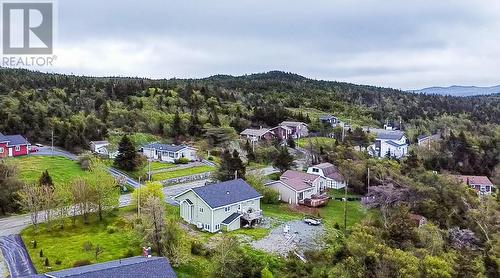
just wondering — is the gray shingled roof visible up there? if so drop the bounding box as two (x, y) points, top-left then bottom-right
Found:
(142, 143), (187, 152)
(363, 128), (404, 140)
(222, 212), (241, 225)
(44, 256), (176, 278)
(0, 134), (29, 146)
(191, 179), (261, 208)
(386, 140), (407, 147)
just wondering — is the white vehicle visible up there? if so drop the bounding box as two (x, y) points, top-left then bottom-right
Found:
(35, 143), (44, 147)
(303, 218), (322, 226)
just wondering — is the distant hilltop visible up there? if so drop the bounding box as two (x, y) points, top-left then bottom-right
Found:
(409, 85), (500, 97)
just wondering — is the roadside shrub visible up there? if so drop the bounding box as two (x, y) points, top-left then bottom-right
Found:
(175, 157), (190, 164)
(255, 146), (279, 164)
(44, 258), (49, 266)
(55, 259), (62, 265)
(207, 156), (214, 161)
(106, 225), (117, 234)
(77, 151), (94, 171)
(39, 249), (43, 257)
(73, 259), (91, 267)
(82, 241), (93, 252)
(191, 240), (208, 256)
(123, 248), (135, 258)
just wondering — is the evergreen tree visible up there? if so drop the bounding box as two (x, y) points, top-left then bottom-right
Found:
(273, 147), (295, 173)
(214, 149), (234, 181)
(287, 137), (296, 149)
(114, 135), (142, 171)
(231, 150), (246, 180)
(188, 112), (202, 137)
(171, 110), (184, 142)
(38, 170), (54, 189)
(244, 140), (256, 162)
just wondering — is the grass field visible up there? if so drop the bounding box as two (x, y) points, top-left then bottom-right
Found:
(10, 156), (90, 186)
(149, 161), (176, 171)
(318, 189), (367, 227)
(151, 165), (215, 182)
(21, 208), (141, 273)
(297, 137), (336, 149)
(261, 189), (367, 228)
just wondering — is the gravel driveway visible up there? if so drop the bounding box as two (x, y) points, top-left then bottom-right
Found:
(251, 220), (324, 256)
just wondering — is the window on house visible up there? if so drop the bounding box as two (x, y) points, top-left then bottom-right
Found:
(215, 224), (220, 230)
(298, 192), (304, 200)
(312, 168), (319, 173)
(15, 145), (20, 151)
(204, 224), (210, 230)
(0, 147), (3, 153)
(169, 152), (174, 158)
(199, 207), (204, 213)
(224, 206), (230, 212)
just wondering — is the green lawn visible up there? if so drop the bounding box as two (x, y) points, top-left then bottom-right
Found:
(151, 165), (215, 182)
(297, 137), (336, 149)
(149, 161), (176, 171)
(261, 203), (305, 221)
(318, 189), (367, 227)
(21, 208), (141, 273)
(226, 228), (270, 240)
(10, 156), (90, 186)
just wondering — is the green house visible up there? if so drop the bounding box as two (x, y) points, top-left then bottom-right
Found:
(174, 179), (262, 233)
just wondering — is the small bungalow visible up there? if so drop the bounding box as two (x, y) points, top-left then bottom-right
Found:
(0, 132), (30, 158)
(319, 115), (340, 126)
(279, 121), (309, 139)
(307, 162), (346, 189)
(453, 175), (496, 195)
(240, 128), (274, 142)
(174, 179), (262, 233)
(417, 133), (441, 147)
(141, 143), (197, 163)
(267, 170), (327, 206)
(90, 140), (118, 158)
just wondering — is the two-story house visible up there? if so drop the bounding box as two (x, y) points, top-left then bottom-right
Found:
(266, 170), (325, 205)
(279, 121), (308, 139)
(364, 128), (408, 159)
(174, 179), (262, 233)
(307, 162), (346, 189)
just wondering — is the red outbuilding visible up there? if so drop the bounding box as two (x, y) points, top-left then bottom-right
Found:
(0, 132), (30, 158)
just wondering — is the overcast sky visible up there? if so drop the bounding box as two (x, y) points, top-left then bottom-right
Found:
(44, 0), (500, 89)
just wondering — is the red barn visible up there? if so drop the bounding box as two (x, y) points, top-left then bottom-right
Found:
(0, 132), (30, 158)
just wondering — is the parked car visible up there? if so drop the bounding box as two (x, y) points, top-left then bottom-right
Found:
(29, 147), (39, 153)
(35, 143), (44, 147)
(303, 218), (322, 226)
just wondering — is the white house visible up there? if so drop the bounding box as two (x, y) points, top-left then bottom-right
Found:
(141, 143), (197, 163)
(89, 141), (118, 159)
(307, 162), (346, 189)
(364, 128), (408, 159)
(266, 170), (325, 205)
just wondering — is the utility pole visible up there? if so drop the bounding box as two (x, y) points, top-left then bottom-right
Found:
(367, 167), (370, 194)
(344, 179), (348, 231)
(234, 170), (238, 180)
(148, 159), (151, 181)
(138, 177), (141, 217)
(51, 130), (54, 156)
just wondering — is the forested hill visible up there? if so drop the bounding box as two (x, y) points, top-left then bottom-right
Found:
(0, 68), (499, 151)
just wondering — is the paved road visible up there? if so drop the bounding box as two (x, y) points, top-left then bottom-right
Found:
(0, 179), (208, 276)
(0, 235), (36, 277)
(30, 146), (78, 160)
